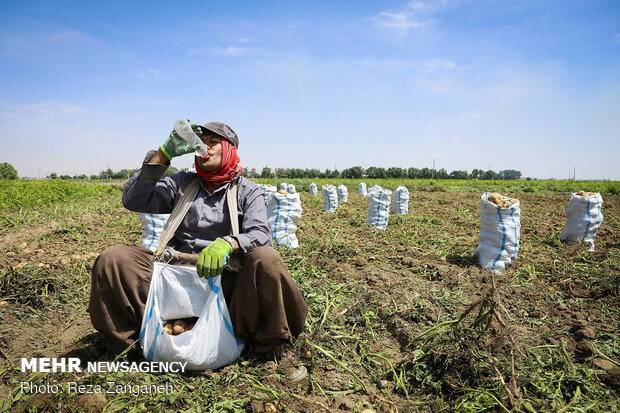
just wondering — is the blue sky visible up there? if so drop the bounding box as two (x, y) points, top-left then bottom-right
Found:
(1, 0), (619, 179)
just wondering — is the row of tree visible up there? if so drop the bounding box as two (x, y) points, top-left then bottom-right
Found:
(46, 167), (179, 180)
(242, 166), (522, 180)
(0, 161), (521, 181)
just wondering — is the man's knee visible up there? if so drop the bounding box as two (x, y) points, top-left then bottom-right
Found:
(246, 246), (284, 271)
(92, 246), (152, 281)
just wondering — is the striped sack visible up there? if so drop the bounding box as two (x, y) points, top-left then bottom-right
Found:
(392, 186), (409, 214)
(366, 187), (392, 231)
(322, 185), (338, 212)
(309, 183), (318, 195)
(359, 182), (368, 197)
(475, 192), (521, 273)
(337, 184), (349, 202)
(139, 262), (244, 370)
(560, 192), (603, 252)
(266, 191), (303, 248)
(260, 184), (277, 205)
(138, 213), (170, 252)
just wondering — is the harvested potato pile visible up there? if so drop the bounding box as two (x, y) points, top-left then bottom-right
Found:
(163, 317), (199, 335)
(278, 189), (288, 194)
(487, 192), (518, 208)
(576, 191), (596, 197)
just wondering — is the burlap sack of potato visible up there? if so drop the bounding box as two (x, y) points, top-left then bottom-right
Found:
(140, 263), (244, 370)
(337, 184), (349, 202)
(266, 191), (303, 248)
(392, 186), (409, 214)
(309, 182), (318, 196)
(138, 213), (170, 252)
(359, 182), (368, 198)
(322, 185), (338, 212)
(560, 192), (603, 252)
(475, 192), (521, 273)
(260, 184), (277, 205)
(367, 186), (392, 231)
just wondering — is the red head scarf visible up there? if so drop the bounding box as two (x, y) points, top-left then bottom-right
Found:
(194, 139), (243, 185)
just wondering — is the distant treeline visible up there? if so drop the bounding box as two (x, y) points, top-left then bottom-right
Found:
(242, 166), (523, 180)
(47, 167), (179, 180)
(43, 166), (522, 181)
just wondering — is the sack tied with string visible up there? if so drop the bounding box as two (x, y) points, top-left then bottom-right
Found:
(260, 184), (277, 205)
(322, 185), (338, 212)
(560, 192), (603, 252)
(392, 186), (409, 214)
(359, 182), (368, 197)
(367, 186), (391, 230)
(139, 213), (170, 252)
(309, 183), (318, 196)
(337, 185), (349, 202)
(266, 191), (303, 248)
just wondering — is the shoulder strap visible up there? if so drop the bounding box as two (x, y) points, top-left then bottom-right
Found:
(155, 176), (201, 256)
(226, 180), (239, 236)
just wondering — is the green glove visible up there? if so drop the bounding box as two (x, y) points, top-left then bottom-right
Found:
(159, 119), (204, 161)
(196, 238), (233, 278)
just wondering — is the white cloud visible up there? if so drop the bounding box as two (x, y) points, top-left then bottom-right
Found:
(0, 101), (83, 119)
(134, 69), (169, 79)
(188, 45), (264, 57)
(374, 12), (421, 29)
(614, 33), (620, 43)
(422, 58), (458, 72)
(408, 1), (425, 10)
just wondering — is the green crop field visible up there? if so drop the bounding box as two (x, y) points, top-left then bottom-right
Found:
(0, 179), (618, 412)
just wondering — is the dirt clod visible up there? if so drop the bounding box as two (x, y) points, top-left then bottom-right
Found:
(75, 392), (106, 412)
(594, 358), (617, 372)
(574, 340), (595, 359)
(575, 327), (596, 340)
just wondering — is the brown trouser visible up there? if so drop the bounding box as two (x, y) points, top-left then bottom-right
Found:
(89, 245), (307, 354)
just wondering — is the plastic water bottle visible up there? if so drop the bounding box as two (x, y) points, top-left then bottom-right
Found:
(174, 118), (209, 158)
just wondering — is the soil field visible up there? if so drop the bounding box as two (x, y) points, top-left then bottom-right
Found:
(0, 181), (618, 412)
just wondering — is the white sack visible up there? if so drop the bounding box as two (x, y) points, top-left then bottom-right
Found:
(280, 182), (288, 191)
(337, 185), (349, 202)
(560, 192), (603, 252)
(367, 187), (391, 230)
(266, 191), (303, 248)
(359, 182), (368, 197)
(260, 184), (277, 205)
(475, 192), (521, 273)
(140, 263), (244, 370)
(287, 184), (296, 194)
(309, 183), (318, 196)
(139, 213), (170, 252)
(392, 186), (409, 214)
(322, 185), (338, 212)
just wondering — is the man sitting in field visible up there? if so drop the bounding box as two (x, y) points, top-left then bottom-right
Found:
(88, 119), (307, 357)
